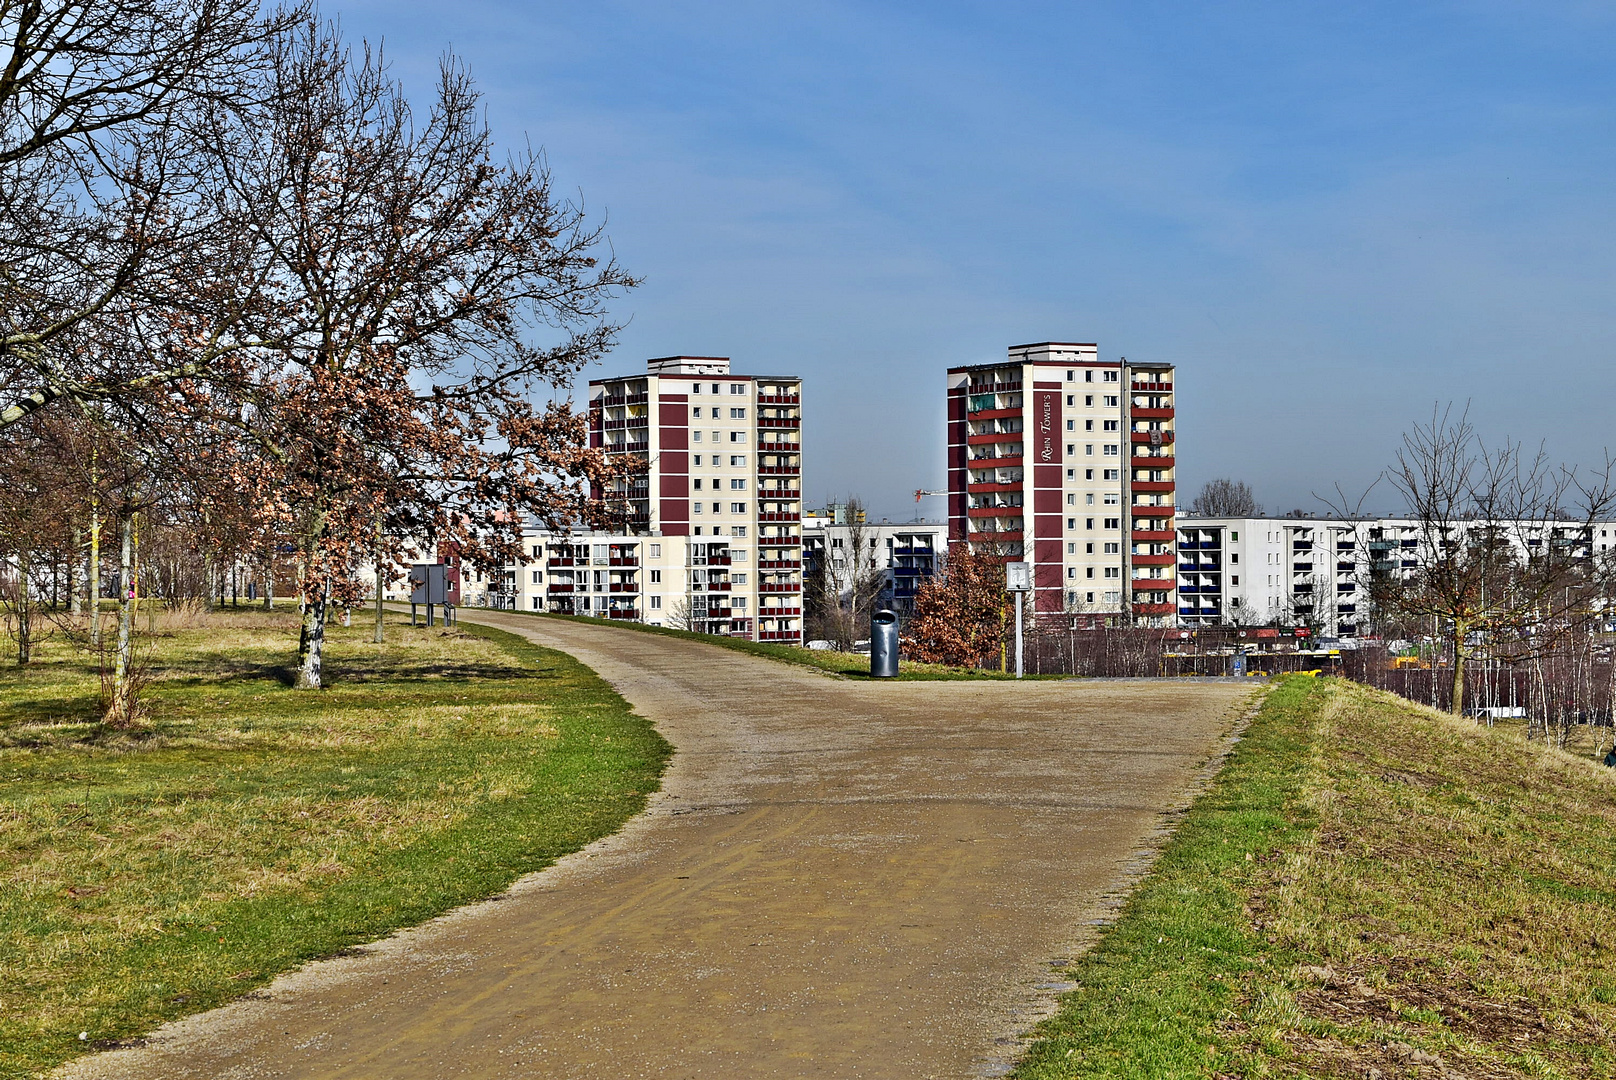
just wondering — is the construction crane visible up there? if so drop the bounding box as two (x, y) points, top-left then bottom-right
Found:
(913, 489), (946, 522)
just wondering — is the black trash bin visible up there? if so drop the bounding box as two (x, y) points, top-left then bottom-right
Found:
(870, 609), (899, 678)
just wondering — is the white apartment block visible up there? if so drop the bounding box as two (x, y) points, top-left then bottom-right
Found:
(1178, 515), (1614, 637)
(947, 342), (1177, 626)
(801, 515), (946, 619)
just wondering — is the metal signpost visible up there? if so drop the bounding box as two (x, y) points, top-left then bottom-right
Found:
(1005, 561), (1032, 679)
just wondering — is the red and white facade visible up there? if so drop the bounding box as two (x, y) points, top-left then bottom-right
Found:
(583, 356), (804, 642)
(947, 343), (1177, 625)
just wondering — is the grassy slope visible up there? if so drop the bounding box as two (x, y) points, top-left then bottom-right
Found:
(1014, 676), (1616, 1079)
(478, 607), (1066, 680)
(0, 610), (669, 1079)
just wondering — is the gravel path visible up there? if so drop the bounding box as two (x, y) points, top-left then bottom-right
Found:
(62, 614), (1253, 1080)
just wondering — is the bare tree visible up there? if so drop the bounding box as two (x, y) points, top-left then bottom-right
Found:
(0, 0), (308, 429)
(805, 498), (886, 649)
(1370, 404), (1616, 716)
(1189, 478), (1260, 517)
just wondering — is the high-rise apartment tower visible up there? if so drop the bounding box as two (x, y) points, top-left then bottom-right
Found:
(946, 343), (1177, 625)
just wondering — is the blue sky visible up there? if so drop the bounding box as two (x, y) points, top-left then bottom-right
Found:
(339, 1), (1616, 520)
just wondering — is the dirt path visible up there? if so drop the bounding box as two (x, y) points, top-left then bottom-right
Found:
(63, 615), (1253, 1080)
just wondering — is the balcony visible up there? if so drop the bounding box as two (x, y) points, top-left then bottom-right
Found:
(1128, 430), (1174, 444)
(759, 511), (801, 523)
(759, 536), (802, 547)
(757, 441), (800, 453)
(967, 381), (1021, 394)
(1132, 552), (1176, 566)
(548, 584), (576, 593)
(757, 630), (801, 641)
(759, 605), (802, 616)
(966, 406), (1023, 421)
(1132, 481), (1174, 493)
(547, 557), (576, 567)
(609, 556), (639, 566)
(967, 505), (1023, 517)
(1131, 381), (1172, 392)
(757, 488), (800, 500)
(758, 415), (801, 429)
(1132, 529), (1175, 542)
(757, 464), (800, 476)
(705, 582), (732, 592)
(1130, 407), (1174, 420)
(1133, 602), (1176, 616)
(1131, 578), (1175, 590)
(611, 441), (649, 455)
(757, 393), (800, 406)
(1130, 455), (1175, 469)
(608, 582), (638, 593)
(966, 432), (1024, 446)
(599, 392), (649, 408)
(758, 558), (801, 570)
(759, 582), (800, 593)
(967, 481), (1022, 494)
(607, 609), (639, 620)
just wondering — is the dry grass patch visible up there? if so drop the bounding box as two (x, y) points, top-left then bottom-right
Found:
(0, 608), (667, 1079)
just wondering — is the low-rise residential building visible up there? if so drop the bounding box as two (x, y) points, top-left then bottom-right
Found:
(801, 516), (946, 620)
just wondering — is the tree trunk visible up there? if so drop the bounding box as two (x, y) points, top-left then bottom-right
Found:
(13, 547), (32, 664)
(109, 513), (135, 726)
(88, 503), (102, 647)
(1449, 621), (1467, 716)
(296, 582), (329, 689)
(263, 564), (274, 609)
(373, 552), (385, 643)
(69, 525), (82, 616)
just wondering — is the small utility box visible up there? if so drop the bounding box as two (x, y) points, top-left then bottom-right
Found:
(410, 564), (452, 626)
(870, 610), (900, 678)
(1005, 562), (1031, 678)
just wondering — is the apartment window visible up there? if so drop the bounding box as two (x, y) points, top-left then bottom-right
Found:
(730, 408), (746, 419)
(1104, 493), (1119, 505)
(693, 478), (703, 490)
(1067, 493), (1076, 505)
(1069, 420), (1078, 431)
(730, 479), (746, 490)
(732, 547), (747, 560)
(1104, 542), (1120, 554)
(1103, 445), (1119, 456)
(1104, 395), (1119, 407)
(650, 544), (660, 557)
(650, 570), (661, 583)
(1083, 395), (1093, 406)
(693, 502), (703, 513)
(1104, 468), (1119, 480)
(1086, 591), (1095, 604)
(1230, 531), (1238, 542)
(1103, 371), (1118, 382)
(1066, 468), (1075, 479)
(711, 383), (721, 393)
(532, 596), (541, 610)
(1231, 553), (1239, 564)
(1085, 493), (1095, 505)
(1085, 444), (1094, 455)
(1085, 542), (1095, 554)
(1066, 395), (1074, 406)
(693, 430), (702, 442)
(691, 383), (701, 394)
(712, 501), (723, 513)
(1067, 542), (1076, 553)
(1085, 371), (1094, 382)
(1066, 443), (1075, 456)
(733, 597), (747, 610)
(1083, 468), (1093, 480)
(732, 573), (748, 585)
(1104, 517), (1119, 529)
(1232, 575), (1240, 586)
(1066, 369), (1074, 381)
(832, 538), (844, 548)
(1086, 567), (1095, 578)
(531, 544), (542, 558)
(1067, 567), (1076, 579)
(1084, 419), (1093, 431)
(650, 595), (662, 609)
(1104, 567), (1121, 578)
(731, 502), (746, 514)
(730, 431), (746, 442)
(733, 526), (747, 537)
(731, 455), (746, 466)
(530, 570), (540, 584)
(1087, 517), (1096, 529)
(731, 384), (746, 394)
(1067, 517), (1076, 529)
(693, 455), (703, 466)
(692, 406), (703, 418)
(1103, 420), (1119, 431)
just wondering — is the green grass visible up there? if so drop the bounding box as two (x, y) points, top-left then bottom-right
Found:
(1014, 676), (1616, 1079)
(0, 608), (670, 1080)
(473, 607), (1071, 680)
